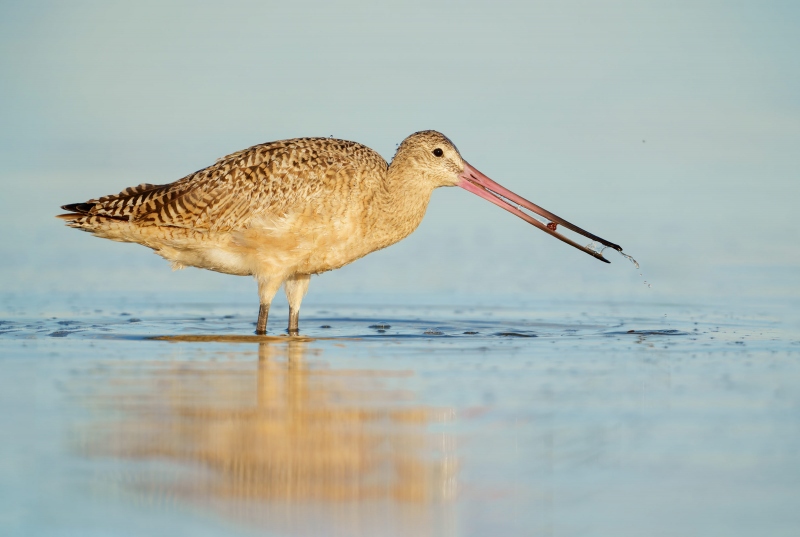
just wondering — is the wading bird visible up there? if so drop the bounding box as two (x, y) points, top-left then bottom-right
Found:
(58, 131), (622, 334)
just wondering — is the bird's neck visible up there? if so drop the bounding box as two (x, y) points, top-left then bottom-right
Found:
(368, 159), (436, 248)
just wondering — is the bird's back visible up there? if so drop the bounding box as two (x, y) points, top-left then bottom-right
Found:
(59, 137), (389, 239)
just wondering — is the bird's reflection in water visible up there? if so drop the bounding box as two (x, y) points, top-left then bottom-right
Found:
(78, 342), (457, 536)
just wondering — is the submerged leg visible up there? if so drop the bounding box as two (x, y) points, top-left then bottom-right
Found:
(284, 274), (311, 335)
(256, 276), (282, 335)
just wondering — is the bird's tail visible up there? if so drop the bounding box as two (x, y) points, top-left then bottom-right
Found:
(57, 182), (165, 241)
(56, 205), (132, 241)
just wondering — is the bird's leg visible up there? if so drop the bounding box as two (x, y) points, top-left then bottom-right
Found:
(256, 276), (282, 335)
(257, 304), (269, 335)
(284, 274), (310, 335)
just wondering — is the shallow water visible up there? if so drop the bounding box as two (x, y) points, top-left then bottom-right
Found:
(2, 294), (799, 536)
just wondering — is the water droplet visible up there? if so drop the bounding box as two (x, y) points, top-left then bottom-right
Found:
(617, 251), (639, 269)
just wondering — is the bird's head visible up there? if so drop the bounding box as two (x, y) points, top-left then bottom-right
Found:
(392, 130), (465, 188)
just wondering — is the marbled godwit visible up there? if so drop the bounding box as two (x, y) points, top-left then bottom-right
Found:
(58, 131), (622, 334)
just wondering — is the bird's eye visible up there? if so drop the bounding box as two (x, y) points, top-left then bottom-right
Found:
(432, 148), (444, 157)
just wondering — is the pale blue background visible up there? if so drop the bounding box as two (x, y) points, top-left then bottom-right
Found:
(1, 1), (798, 303)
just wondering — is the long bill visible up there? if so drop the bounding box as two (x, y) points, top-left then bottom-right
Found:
(458, 161), (622, 263)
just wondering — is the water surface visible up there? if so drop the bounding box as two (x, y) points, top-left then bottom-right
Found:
(2, 294), (799, 536)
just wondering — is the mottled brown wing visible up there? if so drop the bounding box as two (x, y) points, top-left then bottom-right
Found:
(73, 138), (387, 232)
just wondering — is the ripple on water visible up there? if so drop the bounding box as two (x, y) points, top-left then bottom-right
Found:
(611, 329), (689, 336)
(494, 331), (538, 337)
(48, 330), (75, 337)
(423, 329), (444, 335)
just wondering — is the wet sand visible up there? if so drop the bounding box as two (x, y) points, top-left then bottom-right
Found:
(2, 296), (799, 536)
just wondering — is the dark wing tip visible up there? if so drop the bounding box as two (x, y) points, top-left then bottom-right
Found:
(60, 203), (93, 213)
